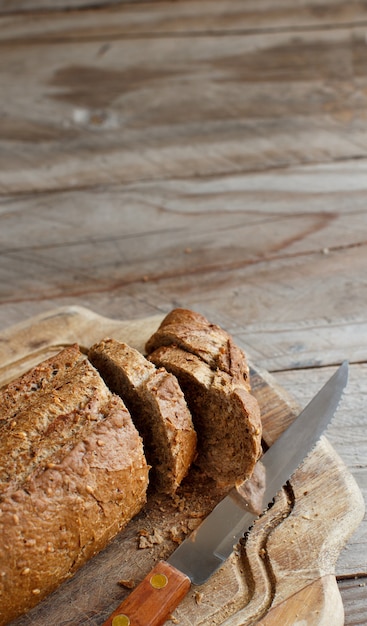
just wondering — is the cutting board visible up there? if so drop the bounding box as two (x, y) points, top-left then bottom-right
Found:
(0, 306), (364, 626)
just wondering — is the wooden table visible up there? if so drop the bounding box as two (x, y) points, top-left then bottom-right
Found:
(0, 1), (366, 624)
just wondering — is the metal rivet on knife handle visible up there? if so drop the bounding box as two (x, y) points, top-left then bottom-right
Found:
(112, 616), (130, 626)
(101, 561), (191, 626)
(150, 573), (168, 589)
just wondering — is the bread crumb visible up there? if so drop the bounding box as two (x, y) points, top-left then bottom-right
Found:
(172, 495), (186, 512)
(32, 588), (41, 595)
(169, 526), (182, 544)
(138, 528), (164, 549)
(194, 590), (203, 604)
(168, 614), (179, 624)
(118, 579), (136, 589)
(21, 568), (30, 576)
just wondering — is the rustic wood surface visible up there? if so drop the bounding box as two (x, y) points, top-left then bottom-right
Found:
(0, 1), (366, 624)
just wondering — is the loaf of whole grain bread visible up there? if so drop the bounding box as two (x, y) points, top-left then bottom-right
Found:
(145, 309), (262, 486)
(0, 345), (149, 626)
(89, 338), (197, 494)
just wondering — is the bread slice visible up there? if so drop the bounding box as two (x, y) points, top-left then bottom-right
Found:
(89, 338), (197, 494)
(145, 309), (261, 486)
(147, 345), (261, 486)
(0, 345), (149, 626)
(145, 308), (251, 390)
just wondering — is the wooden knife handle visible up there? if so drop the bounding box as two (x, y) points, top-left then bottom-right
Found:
(102, 561), (191, 626)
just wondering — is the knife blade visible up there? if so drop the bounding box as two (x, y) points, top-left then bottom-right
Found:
(102, 361), (348, 626)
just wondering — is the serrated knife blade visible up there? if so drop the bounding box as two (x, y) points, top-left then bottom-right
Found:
(102, 361), (349, 626)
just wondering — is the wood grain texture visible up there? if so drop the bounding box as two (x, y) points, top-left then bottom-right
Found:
(1, 15), (367, 193)
(1, 308), (364, 626)
(1, 167), (366, 370)
(339, 578), (367, 626)
(1, 0), (367, 30)
(259, 575), (344, 626)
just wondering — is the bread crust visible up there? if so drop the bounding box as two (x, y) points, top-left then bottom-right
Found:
(0, 345), (148, 626)
(145, 308), (251, 389)
(89, 338), (197, 494)
(145, 309), (262, 486)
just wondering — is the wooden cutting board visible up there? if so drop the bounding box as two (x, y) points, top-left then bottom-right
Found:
(0, 306), (364, 626)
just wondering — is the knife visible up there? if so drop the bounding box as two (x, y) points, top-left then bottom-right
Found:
(102, 361), (348, 626)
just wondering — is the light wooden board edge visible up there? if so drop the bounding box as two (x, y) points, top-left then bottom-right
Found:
(0, 305), (163, 388)
(259, 574), (344, 626)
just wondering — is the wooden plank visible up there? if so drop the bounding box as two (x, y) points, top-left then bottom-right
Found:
(338, 578), (367, 626)
(0, 0), (125, 13)
(1, 164), (366, 369)
(2, 23), (367, 193)
(233, 319), (367, 371)
(1, 0), (367, 32)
